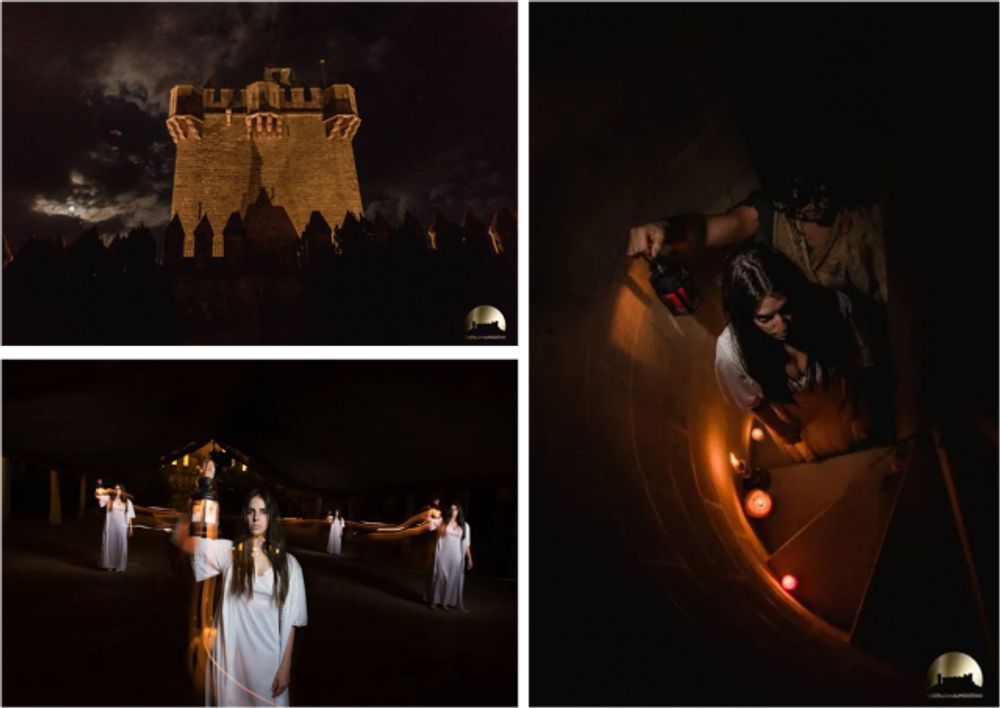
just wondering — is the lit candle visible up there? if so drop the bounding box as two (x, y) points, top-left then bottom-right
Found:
(744, 489), (773, 518)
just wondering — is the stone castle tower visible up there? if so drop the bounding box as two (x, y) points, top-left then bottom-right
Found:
(167, 66), (362, 256)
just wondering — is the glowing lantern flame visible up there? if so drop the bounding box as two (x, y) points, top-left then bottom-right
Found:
(751, 427), (765, 442)
(781, 574), (799, 591)
(744, 489), (773, 518)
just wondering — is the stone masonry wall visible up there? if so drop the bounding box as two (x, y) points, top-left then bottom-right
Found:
(171, 113), (362, 254)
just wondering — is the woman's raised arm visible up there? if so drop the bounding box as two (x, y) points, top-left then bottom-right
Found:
(171, 513), (198, 555)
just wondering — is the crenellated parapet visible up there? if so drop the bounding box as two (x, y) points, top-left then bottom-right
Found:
(167, 67), (361, 144)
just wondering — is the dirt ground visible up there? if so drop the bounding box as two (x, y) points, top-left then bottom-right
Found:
(2, 517), (516, 706)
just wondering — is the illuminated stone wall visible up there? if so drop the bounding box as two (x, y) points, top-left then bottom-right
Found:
(168, 70), (363, 257)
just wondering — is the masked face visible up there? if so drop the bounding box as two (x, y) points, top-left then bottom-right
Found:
(776, 181), (840, 226)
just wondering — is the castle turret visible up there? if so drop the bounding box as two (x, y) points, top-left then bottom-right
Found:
(193, 215), (216, 272)
(222, 212), (246, 273)
(488, 207), (516, 257)
(303, 211), (333, 264)
(243, 188), (299, 273)
(428, 211), (461, 253)
(322, 84), (361, 140)
(162, 215), (186, 269)
(167, 85), (204, 142)
(461, 209), (493, 261)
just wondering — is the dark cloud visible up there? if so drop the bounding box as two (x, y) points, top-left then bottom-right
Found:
(2, 3), (516, 249)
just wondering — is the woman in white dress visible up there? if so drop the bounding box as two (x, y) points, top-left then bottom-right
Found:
(174, 488), (308, 707)
(325, 510), (344, 555)
(715, 244), (875, 462)
(427, 503), (473, 611)
(95, 483), (135, 572)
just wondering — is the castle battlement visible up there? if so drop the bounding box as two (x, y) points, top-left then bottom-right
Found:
(168, 67), (360, 143)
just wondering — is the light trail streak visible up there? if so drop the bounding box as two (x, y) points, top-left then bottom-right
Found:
(188, 576), (281, 707)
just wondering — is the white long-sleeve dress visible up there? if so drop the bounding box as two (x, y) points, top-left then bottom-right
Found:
(428, 519), (471, 609)
(193, 539), (308, 707)
(326, 518), (344, 555)
(98, 495), (135, 571)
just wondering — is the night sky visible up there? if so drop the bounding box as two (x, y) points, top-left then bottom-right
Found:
(1, 2), (517, 250)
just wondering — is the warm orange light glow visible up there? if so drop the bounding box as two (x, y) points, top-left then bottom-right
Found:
(781, 574), (799, 591)
(241, 464), (248, 472)
(744, 490), (773, 518)
(608, 281), (643, 355)
(171, 459), (178, 466)
(183, 455), (190, 467)
(729, 452), (747, 475)
(751, 427), (765, 442)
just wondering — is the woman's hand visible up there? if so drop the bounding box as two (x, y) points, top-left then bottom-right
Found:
(466, 554), (473, 571)
(627, 221), (669, 259)
(128, 526), (134, 538)
(271, 663), (291, 698)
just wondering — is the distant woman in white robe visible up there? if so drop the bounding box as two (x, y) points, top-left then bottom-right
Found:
(427, 503), (473, 611)
(96, 483), (135, 572)
(325, 510), (344, 555)
(174, 488), (308, 707)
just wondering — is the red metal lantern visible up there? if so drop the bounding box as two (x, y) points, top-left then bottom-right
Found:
(648, 256), (701, 316)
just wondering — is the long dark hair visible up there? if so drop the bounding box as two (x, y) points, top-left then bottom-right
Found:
(721, 244), (852, 404)
(229, 489), (290, 608)
(106, 483), (129, 514)
(441, 503), (467, 540)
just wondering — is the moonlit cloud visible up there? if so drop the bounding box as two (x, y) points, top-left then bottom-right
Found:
(33, 192), (167, 229)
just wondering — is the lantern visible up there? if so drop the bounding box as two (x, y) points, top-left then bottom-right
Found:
(190, 452), (227, 540)
(648, 256), (701, 316)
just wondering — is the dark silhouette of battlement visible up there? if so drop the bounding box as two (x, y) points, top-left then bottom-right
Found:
(468, 321), (505, 336)
(2, 204), (516, 345)
(929, 672), (982, 695)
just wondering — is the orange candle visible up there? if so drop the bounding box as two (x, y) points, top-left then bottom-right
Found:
(781, 574), (799, 591)
(744, 489), (773, 518)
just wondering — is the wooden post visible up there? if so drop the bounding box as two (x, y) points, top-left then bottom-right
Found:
(49, 469), (62, 525)
(2, 457), (10, 527)
(78, 474), (87, 519)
